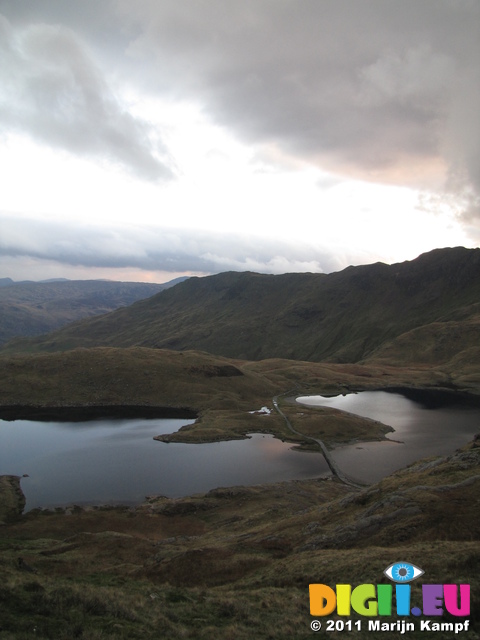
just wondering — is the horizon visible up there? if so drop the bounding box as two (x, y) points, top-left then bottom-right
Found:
(1, 1), (479, 282)
(2, 245), (475, 285)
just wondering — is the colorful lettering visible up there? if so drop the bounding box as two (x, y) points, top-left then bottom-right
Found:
(336, 584), (351, 616)
(377, 584), (392, 616)
(309, 584), (336, 616)
(351, 584), (377, 616)
(309, 582), (470, 617)
(395, 584), (411, 616)
(422, 584), (444, 616)
(444, 584), (470, 617)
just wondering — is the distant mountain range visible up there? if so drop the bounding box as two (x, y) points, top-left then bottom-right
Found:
(3, 247), (479, 366)
(0, 277), (71, 286)
(0, 277), (188, 346)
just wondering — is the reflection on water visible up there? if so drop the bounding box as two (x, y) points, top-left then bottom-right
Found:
(0, 418), (330, 510)
(297, 391), (480, 483)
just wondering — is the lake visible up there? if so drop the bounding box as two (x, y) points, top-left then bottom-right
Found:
(3, 391), (478, 508)
(296, 390), (480, 482)
(0, 417), (330, 510)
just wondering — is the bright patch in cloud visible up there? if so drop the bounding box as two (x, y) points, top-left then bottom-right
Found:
(0, 1), (478, 282)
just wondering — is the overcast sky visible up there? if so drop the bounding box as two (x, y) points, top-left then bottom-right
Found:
(1, 0), (479, 282)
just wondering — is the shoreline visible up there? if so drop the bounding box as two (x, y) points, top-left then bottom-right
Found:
(0, 404), (197, 422)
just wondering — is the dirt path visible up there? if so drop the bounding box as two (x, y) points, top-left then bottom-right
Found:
(273, 395), (366, 489)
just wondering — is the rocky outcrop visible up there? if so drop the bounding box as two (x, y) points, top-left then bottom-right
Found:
(298, 441), (480, 550)
(0, 475), (25, 523)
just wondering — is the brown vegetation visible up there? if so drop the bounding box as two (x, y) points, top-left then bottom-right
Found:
(0, 439), (478, 638)
(1, 248), (479, 637)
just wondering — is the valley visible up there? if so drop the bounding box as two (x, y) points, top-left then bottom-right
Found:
(1, 247), (479, 638)
(0, 278), (186, 346)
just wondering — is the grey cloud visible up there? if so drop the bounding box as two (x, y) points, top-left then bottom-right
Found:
(0, 213), (366, 275)
(0, 13), (173, 181)
(2, 1), (479, 228)
(115, 0), (480, 197)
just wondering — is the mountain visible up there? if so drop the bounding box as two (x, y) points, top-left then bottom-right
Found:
(1, 249), (479, 638)
(3, 247), (480, 364)
(0, 277), (189, 346)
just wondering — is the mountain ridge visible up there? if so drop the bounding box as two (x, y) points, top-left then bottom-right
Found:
(3, 247), (479, 364)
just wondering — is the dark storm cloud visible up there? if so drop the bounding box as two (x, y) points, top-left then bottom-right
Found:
(0, 12), (173, 181)
(119, 0), (474, 162)
(0, 212), (357, 275)
(116, 0), (480, 205)
(1, 0), (479, 226)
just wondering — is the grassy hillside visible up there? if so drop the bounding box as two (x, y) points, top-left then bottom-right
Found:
(1, 248), (479, 638)
(0, 345), (478, 447)
(4, 248), (480, 364)
(0, 348), (402, 445)
(0, 278), (186, 346)
(0, 437), (478, 639)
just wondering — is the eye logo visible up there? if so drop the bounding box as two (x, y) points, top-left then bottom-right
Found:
(310, 562), (470, 619)
(384, 562), (424, 583)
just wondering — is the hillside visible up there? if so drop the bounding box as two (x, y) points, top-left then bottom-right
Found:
(0, 348), (410, 444)
(1, 435), (478, 638)
(4, 247), (480, 364)
(1, 243), (480, 638)
(0, 277), (187, 345)
(1, 345), (479, 448)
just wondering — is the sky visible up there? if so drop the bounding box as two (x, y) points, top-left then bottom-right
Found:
(0, 0), (479, 283)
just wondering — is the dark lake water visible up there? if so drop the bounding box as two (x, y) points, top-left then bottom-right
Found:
(296, 391), (480, 483)
(0, 417), (330, 510)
